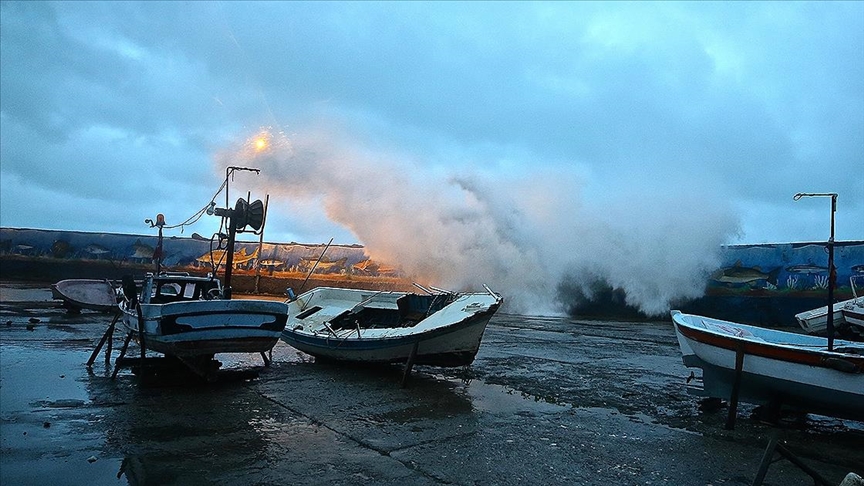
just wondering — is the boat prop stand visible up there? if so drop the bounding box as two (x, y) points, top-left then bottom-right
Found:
(400, 342), (420, 388)
(725, 343), (745, 430)
(751, 434), (833, 486)
(87, 311), (121, 367)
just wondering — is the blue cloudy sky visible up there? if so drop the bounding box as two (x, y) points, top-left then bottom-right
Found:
(1, 2), (862, 312)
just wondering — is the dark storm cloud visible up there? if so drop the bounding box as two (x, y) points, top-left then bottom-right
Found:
(1, 1), (862, 311)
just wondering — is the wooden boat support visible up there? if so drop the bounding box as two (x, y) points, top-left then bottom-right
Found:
(725, 343), (745, 430)
(752, 434), (834, 486)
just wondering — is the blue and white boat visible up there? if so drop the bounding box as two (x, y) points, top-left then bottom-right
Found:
(119, 272), (289, 359)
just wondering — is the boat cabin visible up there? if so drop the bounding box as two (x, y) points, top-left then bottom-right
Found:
(139, 273), (222, 304)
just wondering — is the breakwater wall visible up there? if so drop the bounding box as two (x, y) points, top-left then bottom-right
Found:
(2, 228), (862, 326)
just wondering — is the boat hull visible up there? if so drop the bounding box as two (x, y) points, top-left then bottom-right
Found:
(794, 300), (848, 334)
(121, 299), (289, 358)
(672, 311), (864, 420)
(51, 279), (117, 312)
(280, 287), (502, 367)
(281, 310), (496, 366)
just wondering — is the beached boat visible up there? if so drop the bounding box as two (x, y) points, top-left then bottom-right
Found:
(841, 300), (864, 338)
(671, 310), (864, 421)
(51, 278), (118, 312)
(281, 286), (502, 367)
(119, 272), (289, 360)
(794, 299), (849, 334)
(796, 276), (864, 339)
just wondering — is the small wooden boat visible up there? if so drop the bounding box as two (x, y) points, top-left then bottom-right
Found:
(796, 276), (864, 339)
(281, 286), (502, 367)
(51, 279), (117, 312)
(119, 273), (289, 362)
(841, 301), (864, 337)
(671, 310), (864, 420)
(794, 299), (849, 334)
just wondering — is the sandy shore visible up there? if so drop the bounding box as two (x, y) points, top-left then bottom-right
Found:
(1, 281), (862, 485)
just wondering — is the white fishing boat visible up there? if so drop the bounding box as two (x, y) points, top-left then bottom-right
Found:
(119, 272), (288, 361)
(796, 276), (864, 338)
(841, 301), (864, 337)
(671, 310), (864, 421)
(51, 278), (118, 312)
(794, 300), (849, 334)
(281, 286), (502, 367)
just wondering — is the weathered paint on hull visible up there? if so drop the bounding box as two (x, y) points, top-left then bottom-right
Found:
(121, 301), (288, 357)
(281, 312), (495, 367)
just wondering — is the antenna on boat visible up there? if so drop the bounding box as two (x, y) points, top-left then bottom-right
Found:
(793, 192), (838, 351)
(144, 213), (166, 274)
(296, 238), (334, 308)
(209, 166), (265, 299)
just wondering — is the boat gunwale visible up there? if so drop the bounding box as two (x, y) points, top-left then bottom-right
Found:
(672, 312), (864, 372)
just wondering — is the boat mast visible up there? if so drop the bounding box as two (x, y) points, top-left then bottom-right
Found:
(210, 166), (263, 300)
(794, 192), (838, 351)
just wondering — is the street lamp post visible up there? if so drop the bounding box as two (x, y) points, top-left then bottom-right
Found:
(793, 192), (838, 351)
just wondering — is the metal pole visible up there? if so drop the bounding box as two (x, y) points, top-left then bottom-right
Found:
(793, 193), (838, 351)
(827, 194), (836, 351)
(224, 221), (236, 300)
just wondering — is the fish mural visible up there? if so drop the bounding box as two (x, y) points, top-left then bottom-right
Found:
(82, 244), (111, 259)
(785, 263), (829, 275)
(711, 263), (781, 286)
(130, 239), (155, 260)
(51, 240), (71, 258)
(297, 256), (348, 274)
(196, 248), (259, 269)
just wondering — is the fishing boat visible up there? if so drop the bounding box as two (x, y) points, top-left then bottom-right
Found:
(281, 286), (502, 367)
(51, 278), (118, 312)
(796, 276), (864, 339)
(119, 272), (288, 357)
(114, 166), (289, 378)
(671, 310), (864, 421)
(841, 301), (864, 338)
(794, 300), (849, 335)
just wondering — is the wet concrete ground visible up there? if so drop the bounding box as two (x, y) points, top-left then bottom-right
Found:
(1, 281), (862, 485)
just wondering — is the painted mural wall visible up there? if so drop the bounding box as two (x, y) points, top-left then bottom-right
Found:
(2, 227), (862, 325)
(709, 241), (863, 298)
(0, 227), (396, 277)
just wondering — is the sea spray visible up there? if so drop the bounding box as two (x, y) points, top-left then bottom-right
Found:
(216, 127), (740, 316)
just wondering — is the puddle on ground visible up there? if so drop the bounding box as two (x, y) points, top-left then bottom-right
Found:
(0, 344), (91, 411)
(0, 285), (55, 302)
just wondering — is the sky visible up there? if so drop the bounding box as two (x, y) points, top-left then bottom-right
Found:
(1, 1), (862, 314)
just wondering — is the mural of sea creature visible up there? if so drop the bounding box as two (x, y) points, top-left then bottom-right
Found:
(197, 248), (259, 268)
(131, 239), (155, 259)
(711, 262), (781, 285)
(786, 263), (829, 275)
(351, 259), (399, 276)
(852, 264), (864, 275)
(14, 243), (35, 255)
(83, 244), (111, 258)
(259, 259), (285, 271)
(52, 240), (71, 258)
(297, 256), (347, 274)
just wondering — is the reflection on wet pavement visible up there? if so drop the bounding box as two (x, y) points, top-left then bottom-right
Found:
(2, 285), (863, 485)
